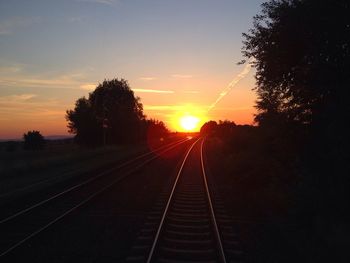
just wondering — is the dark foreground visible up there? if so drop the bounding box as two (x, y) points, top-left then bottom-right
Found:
(0, 136), (343, 262)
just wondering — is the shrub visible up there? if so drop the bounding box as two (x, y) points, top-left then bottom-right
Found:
(23, 130), (45, 150)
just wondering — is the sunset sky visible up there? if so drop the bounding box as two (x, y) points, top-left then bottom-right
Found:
(0, 0), (263, 139)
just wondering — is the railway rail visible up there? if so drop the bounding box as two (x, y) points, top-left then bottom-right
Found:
(126, 138), (244, 263)
(0, 137), (191, 258)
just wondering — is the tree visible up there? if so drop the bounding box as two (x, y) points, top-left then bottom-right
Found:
(23, 130), (45, 150)
(242, 1), (350, 259)
(89, 79), (145, 144)
(144, 119), (169, 140)
(66, 97), (101, 146)
(66, 78), (147, 145)
(242, 0), (350, 129)
(241, 0), (350, 206)
(200, 121), (218, 135)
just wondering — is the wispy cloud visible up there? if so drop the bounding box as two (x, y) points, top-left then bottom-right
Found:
(80, 83), (96, 90)
(0, 75), (79, 88)
(207, 60), (253, 112)
(0, 94), (37, 103)
(0, 16), (40, 35)
(0, 69), (95, 90)
(140, 77), (157, 81)
(76, 0), (119, 6)
(0, 65), (22, 73)
(0, 94), (68, 120)
(132, 88), (174, 94)
(171, 74), (193, 79)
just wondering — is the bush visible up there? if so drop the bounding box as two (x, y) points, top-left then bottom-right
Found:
(23, 130), (45, 150)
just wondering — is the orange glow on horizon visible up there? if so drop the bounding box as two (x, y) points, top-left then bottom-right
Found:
(165, 104), (208, 132)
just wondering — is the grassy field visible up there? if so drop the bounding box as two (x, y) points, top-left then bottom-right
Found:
(0, 139), (150, 197)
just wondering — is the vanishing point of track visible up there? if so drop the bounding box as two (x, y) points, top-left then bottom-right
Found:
(126, 138), (244, 263)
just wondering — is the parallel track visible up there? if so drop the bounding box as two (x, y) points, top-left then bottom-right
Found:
(0, 137), (191, 257)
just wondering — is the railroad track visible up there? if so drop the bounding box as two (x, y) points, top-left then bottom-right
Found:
(0, 137), (191, 258)
(126, 138), (245, 263)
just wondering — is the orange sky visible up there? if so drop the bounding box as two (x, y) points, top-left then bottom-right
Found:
(136, 63), (256, 132)
(0, 0), (262, 139)
(0, 64), (257, 139)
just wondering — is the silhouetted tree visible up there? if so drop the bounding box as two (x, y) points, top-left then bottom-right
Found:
(23, 130), (45, 150)
(242, 1), (350, 259)
(66, 97), (101, 146)
(200, 120), (237, 138)
(216, 120), (236, 139)
(66, 78), (166, 146)
(242, 0), (349, 129)
(89, 79), (145, 144)
(200, 121), (218, 135)
(144, 119), (169, 140)
(242, 0), (350, 176)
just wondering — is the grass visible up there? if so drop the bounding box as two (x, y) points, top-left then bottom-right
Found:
(0, 140), (149, 197)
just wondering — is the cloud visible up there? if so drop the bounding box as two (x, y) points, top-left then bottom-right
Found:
(0, 17), (40, 35)
(171, 74), (193, 79)
(80, 83), (96, 90)
(0, 65), (22, 73)
(0, 94), (37, 103)
(132, 88), (174, 94)
(0, 76), (77, 88)
(207, 60), (253, 112)
(140, 77), (156, 81)
(0, 63), (99, 91)
(0, 94), (67, 120)
(12, 94), (37, 101)
(0, 70), (94, 90)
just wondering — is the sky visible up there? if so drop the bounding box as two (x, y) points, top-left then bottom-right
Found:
(0, 0), (264, 139)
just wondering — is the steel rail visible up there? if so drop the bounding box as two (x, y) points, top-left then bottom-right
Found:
(0, 138), (191, 258)
(200, 138), (227, 263)
(0, 137), (188, 225)
(145, 137), (201, 263)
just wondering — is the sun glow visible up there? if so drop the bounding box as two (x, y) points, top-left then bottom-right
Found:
(179, 115), (200, 131)
(166, 104), (208, 132)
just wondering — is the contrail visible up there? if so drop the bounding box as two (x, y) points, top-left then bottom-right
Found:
(207, 60), (253, 112)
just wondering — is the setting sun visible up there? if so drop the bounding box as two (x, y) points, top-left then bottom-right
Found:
(179, 116), (200, 131)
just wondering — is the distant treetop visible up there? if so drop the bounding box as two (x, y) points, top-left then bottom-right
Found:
(23, 130), (45, 150)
